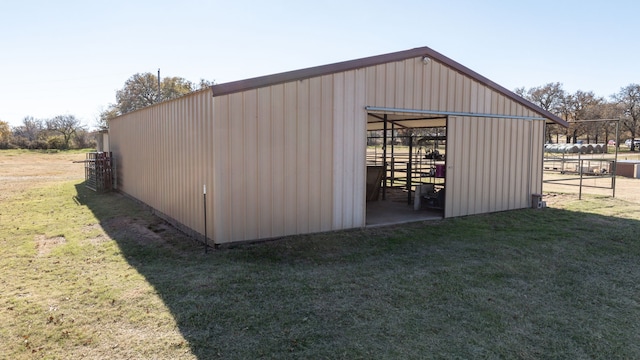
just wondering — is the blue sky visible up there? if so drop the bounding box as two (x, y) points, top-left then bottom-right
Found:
(1, 0), (638, 128)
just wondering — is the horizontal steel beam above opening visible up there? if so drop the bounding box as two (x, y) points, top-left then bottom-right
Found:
(365, 106), (548, 121)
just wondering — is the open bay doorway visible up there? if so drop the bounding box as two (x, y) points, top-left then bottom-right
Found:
(365, 111), (447, 226)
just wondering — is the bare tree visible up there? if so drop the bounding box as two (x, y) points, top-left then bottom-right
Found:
(559, 90), (602, 143)
(612, 84), (640, 151)
(46, 115), (83, 149)
(198, 78), (215, 90)
(516, 83), (566, 143)
(13, 116), (45, 142)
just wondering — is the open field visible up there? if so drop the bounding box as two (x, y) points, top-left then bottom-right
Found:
(2, 150), (640, 359)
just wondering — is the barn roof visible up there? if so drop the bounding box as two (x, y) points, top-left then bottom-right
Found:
(210, 46), (568, 127)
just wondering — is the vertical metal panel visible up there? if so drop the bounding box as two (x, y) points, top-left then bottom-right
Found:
(403, 60), (414, 109)
(257, 87), (273, 238)
(440, 65), (450, 111)
(413, 58), (424, 110)
(385, 63), (395, 108)
(396, 61), (406, 106)
(243, 90), (259, 240)
(332, 72), (345, 229)
(445, 116), (540, 218)
(283, 82), (298, 235)
(429, 61), (440, 110)
(374, 65), (386, 105)
(332, 69), (366, 229)
(228, 92), (246, 240)
(307, 78), (322, 232)
(354, 69), (367, 227)
(478, 118), (488, 213)
(320, 75), (334, 231)
(213, 93), (230, 241)
(269, 84), (286, 237)
(296, 79), (311, 234)
(488, 117), (499, 212)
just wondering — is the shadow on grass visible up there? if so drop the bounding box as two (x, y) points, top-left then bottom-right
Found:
(74, 183), (640, 359)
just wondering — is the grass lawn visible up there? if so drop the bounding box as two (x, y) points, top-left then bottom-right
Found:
(2, 150), (640, 359)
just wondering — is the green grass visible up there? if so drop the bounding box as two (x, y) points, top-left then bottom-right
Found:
(2, 177), (640, 358)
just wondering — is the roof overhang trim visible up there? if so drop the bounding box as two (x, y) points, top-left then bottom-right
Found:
(210, 46), (569, 128)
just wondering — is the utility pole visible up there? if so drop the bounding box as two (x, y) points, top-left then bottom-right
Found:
(157, 68), (161, 103)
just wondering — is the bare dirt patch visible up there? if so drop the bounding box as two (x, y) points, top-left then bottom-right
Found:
(35, 235), (67, 256)
(101, 216), (167, 247)
(543, 172), (640, 205)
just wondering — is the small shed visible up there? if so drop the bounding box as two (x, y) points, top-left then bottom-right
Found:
(108, 46), (567, 245)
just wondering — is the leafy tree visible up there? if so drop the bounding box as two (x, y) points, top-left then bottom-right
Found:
(0, 120), (11, 146)
(46, 114), (83, 149)
(106, 72), (196, 118)
(612, 84), (640, 151)
(96, 106), (119, 130)
(160, 76), (194, 101)
(115, 73), (162, 114)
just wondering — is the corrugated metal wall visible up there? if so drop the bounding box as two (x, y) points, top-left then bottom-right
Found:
(211, 71), (367, 243)
(109, 90), (214, 238)
(362, 57), (545, 217)
(109, 55), (548, 244)
(445, 117), (545, 217)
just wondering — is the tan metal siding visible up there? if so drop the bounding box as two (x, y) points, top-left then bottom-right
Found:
(208, 70), (366, 243)
(332, 70), (367, 230)
(257, 87), (273, 237)
(109, 54), (550, 244)
(445, 115), (543, 218)
(109, 90), (214, 240)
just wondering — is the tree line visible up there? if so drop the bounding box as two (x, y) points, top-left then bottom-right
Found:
(0, 115), (94, 150)
(1, 72), (639, 150)
(0, 72), (212, 150)
(516, 82), (640, 150)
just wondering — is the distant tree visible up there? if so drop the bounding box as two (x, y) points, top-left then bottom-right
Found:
(46, 114), (83, 149)
(13, 116), (45, 142)
(111, 72), (195, 116)
(198, 78), (215, 89)
(0, 120), (11, 147)
(74, 128), (96, 149)
(516, 82), (566, 143)
(96, 105), (119, 130)
(589, 102), (622, 148)
(612, 84), (640, 151)
(559, 90), (602, 143)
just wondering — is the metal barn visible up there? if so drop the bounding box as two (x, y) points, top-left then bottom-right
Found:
(108, 46), (568, 245)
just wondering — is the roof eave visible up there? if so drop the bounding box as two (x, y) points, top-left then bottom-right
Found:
(210, 46), (569, 128)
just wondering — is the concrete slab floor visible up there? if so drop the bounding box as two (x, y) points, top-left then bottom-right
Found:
(366, 199), (443, 227)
